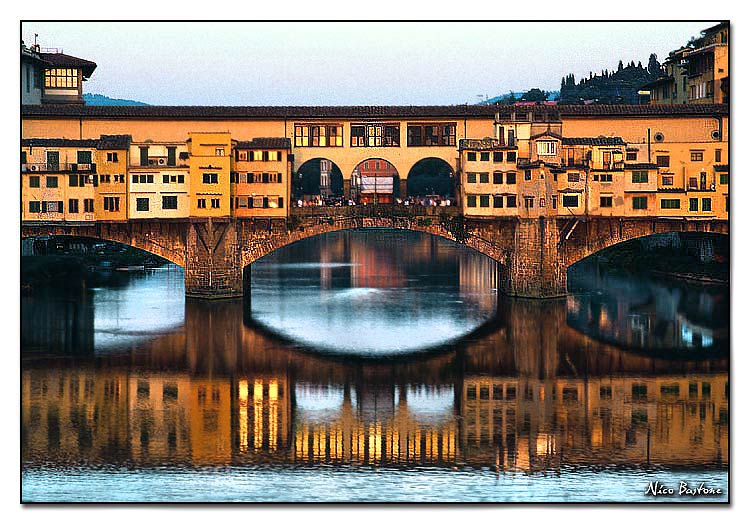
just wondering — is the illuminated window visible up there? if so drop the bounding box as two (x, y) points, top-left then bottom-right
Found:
(44, 68), (78, 88)
(215, 148), (225, 156)
(537, 141), (557, 156)
(295, 124), (343, 147)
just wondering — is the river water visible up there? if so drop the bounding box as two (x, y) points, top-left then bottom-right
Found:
(21, 230), (728, 503)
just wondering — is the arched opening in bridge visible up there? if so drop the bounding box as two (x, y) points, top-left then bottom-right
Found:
(295, 158), (344, 202)
(406, 158), (456, 202)
(244, 228), (501, 356)
(565, 231), (728, 355)
(350, 158), (399, 204)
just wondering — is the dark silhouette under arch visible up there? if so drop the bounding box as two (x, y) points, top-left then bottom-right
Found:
(296, 158), (344, 199)
(407, 158), (455, 198)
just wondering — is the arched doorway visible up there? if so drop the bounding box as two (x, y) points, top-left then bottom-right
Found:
(295, 158), (344, 202)
(350, 158), (399, 204)
(407, 158), (455, 201)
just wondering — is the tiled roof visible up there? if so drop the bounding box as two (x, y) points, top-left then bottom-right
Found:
(714, 164), (729, 172)
(21, 138), (98, 148)
(235, 137), (291, 149)
(97, 134), (132, 150)
(562, 137), (626, 146)
(21, 103), (729, 120)
(39, 52), (97, 78)
(530, 131), (563, 140)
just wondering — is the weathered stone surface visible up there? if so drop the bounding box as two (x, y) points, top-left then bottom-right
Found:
(21, 210), (728, 300)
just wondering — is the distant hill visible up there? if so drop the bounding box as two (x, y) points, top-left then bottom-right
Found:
(559, 55), (661, 104)
(83, 93), (148, 106)
(478, 90), (560, 105)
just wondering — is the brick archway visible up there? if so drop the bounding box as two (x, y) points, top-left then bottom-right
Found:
(560, 217), (729, 268)
(21, 221), (187, 266)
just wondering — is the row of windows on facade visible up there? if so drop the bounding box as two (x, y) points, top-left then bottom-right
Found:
(465, 194), (716, 211)
(656, 150), (722, 167)
(465, 170), (649, 184)
(293, 123), (457, 148)
(27, 195), (288, 213)
(466, 151), (518, 163)
(231, 196), (284, 209)
(22, 150), (104, 166)
(28, 174), (126, 188)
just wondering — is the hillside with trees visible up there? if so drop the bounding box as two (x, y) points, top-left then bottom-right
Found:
(559, 54), (662, 104)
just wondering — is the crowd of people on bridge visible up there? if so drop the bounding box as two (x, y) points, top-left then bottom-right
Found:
(294, 196), (454, 208)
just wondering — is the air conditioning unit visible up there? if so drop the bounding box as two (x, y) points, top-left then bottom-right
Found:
(711, 130), (721, 140)
(158, 158), (165, 165)
(30, 165), (38, 171)
(149, 159), (157, 166)
(78, 163), (91, 171)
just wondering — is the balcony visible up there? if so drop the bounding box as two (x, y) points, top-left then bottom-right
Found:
(22, 162), (96, 173)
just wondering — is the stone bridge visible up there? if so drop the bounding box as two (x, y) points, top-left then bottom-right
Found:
(21, 206), (728, 299)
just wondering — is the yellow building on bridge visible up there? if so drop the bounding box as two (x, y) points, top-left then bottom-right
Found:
(21, 103), (728, 223)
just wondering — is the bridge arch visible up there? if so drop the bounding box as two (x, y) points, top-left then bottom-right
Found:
(295, 158), (344, 200)
(560, 218), (729, 268)
(21, 223), (186, 267)
(350, 158), (399, 203)
(406, 157), (456, 199)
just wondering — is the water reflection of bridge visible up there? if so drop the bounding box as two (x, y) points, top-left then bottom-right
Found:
(22, 296), (728, 471)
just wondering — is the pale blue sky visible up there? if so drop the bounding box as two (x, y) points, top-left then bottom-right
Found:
(21, 21), (717, 106)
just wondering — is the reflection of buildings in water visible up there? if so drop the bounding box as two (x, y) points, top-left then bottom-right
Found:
(458, 251), (497, 310)
(349, 233), (405, 288)
(22, 290), (94, 354)
(460, 374), (728, 471)
(22, 366), (727, 471)
(566, 290), (724, 352)
(290, 383), (457, 466)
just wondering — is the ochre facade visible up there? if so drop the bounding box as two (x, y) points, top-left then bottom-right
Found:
(22, 104), (728, 223)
